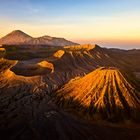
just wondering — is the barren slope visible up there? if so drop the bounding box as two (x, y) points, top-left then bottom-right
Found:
(0, 60), (140, 140)
(0, 30), (32, 45)
(26, 35), (78, 46)
(55, 67), (140, 121)
(0, 45), (140, 139)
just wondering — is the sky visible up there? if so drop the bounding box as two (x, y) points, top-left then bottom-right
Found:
(0, 0), (140, 49)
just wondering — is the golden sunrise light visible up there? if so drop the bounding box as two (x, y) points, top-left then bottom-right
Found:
(0, 7), (140, 49)
(0, 1), (140, 139)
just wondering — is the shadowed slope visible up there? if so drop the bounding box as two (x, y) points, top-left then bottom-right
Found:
(53, 44), (116, 72)
(0, 58), (86, 96)
(0, 46), (140, 139)
(0, 62), (140, 140)
(1, 85), (139, 140)
(0, 48), (6, 59)
(55, 67), (140, 121)
(0, 59), (49, 96)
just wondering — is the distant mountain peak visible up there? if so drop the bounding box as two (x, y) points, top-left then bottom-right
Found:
(6, 30), (32, 37)
(11, 30), (26, 34)
(0, 30), (78, 46)
(0, 30), (32, 45)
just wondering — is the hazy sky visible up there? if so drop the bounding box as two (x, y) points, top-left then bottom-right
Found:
(0, 0), (140, 49)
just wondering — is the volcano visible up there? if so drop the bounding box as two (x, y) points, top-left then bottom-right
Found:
(0, 30), (78, 46)
(0, 30), (33, 45)
(55, 67), (140, 121)
(0, 44), (140, 139)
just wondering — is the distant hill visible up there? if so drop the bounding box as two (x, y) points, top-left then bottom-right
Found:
(0, 30), (32, 45)
(26, 35), (78, 46)
(0, 30), (78, 46)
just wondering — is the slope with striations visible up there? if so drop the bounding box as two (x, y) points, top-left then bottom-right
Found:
(55, 67), (140, 121)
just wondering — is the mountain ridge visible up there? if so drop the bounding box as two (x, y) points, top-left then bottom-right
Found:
(0, 30), (78, 46)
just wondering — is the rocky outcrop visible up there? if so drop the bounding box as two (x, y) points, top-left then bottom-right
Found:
(53, 50), (65, 58)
